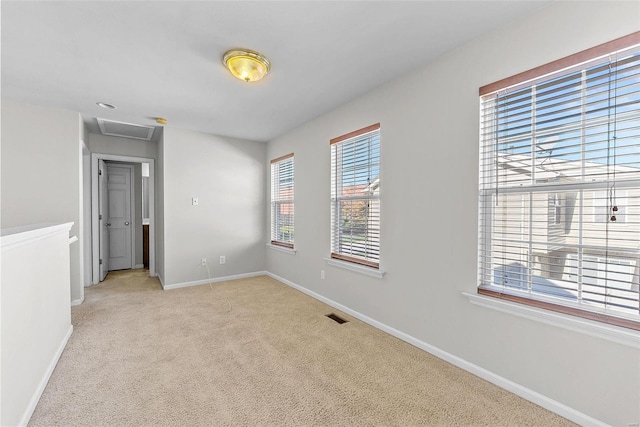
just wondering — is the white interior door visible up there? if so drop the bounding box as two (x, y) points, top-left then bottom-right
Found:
(107, 164), (133, 271)
(98, 159), (109, 281)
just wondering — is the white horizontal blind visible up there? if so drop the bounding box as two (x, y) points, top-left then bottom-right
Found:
(331, 124), (381, 268)
(479, 42), (640, 328)
(271, 154), (294, 248)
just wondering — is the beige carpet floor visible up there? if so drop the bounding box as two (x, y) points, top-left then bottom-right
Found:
(29, 270), (574, 426)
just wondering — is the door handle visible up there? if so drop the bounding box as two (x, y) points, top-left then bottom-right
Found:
(125, 222), (130, 226)
(106, 223), (111, 227)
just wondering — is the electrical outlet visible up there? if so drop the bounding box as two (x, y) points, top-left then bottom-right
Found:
(321, 270), (325, 280)
(219, 256), (226, 264)
(201, 258), (207, 266)
(192, 197), (199, 206)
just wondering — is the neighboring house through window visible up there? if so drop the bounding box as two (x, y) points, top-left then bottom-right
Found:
(270, 153), (294, 248)
(478, 33), (640, 330)
(593, 189), (627, 223)
(330, 123), (381, 268)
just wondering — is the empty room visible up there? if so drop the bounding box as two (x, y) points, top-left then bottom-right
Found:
(1, 1), (639, 426)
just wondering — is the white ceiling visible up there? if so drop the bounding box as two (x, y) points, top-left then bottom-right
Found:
(2, 1), (549, 142)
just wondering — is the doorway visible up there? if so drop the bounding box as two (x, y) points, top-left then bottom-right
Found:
(91, 153), (156, 284)
(106, 163), (134, 271)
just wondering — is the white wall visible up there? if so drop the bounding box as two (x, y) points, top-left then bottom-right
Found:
(162, 127), (266, 286)
(82, 141), (92, 287)
(133, 163), (143, 266)
(156, 132), (165, 283)
(87, 133), (158, 159)
(76, 118), (87, 303)
(1, 100), (84, 304)
(1, 223), (73, 426)
(265, 2), (640, 425)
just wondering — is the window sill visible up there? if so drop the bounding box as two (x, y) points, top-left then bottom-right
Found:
(463, 292), (640, 349)
(324, 257), (386, 279)
(266, 243), (296, 255)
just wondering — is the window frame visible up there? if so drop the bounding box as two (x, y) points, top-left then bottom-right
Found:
(478, 32), (640, 331)
(330, 123), (381, 269)
(270, 153), (295, 249)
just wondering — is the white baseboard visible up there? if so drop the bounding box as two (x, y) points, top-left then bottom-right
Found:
(134, 264), (144, 269)
(162, 271), (268, 291)
(70, 296), (84, 307)
(265, 271), (606, 427)
(158, 274), (165, 289)
(19, 325), (73, 427)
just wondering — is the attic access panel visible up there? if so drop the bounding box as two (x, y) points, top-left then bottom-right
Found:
(97, 118), (155, 141)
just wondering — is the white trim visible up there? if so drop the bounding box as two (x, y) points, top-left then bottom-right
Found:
(158, 273), (165, 288)
(77, 138), (86, 312)
(266, 243), (296, 255)
(162, 271), (268, 290)
(82, 143), (92, 288)
(19, 325), (73, 427)
(1, 223), (74, 250)
(91, 153), (156, 284)
(464, 292), (640, 349)
(134, 264), (145, 269)
(266, 272), (607, 427)
(324, 257), (385, 278)
(71, 296), (84, 307)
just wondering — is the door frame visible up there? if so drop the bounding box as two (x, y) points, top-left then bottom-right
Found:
(91, 153), (156, 284)
(98, 158), (109, 281)
(106, 163), (135, 272)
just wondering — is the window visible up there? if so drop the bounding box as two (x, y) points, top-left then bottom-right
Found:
(270, 153), (294, 248)
(330, 123), (381, 268)
(478, 33), (640, 330)
(550, 193), (562, 225)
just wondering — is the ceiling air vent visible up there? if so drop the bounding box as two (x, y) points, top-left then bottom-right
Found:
(97, 118), (155, 141)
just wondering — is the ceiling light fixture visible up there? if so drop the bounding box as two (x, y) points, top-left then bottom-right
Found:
(96, 102), (116, 109)
(223, 48), (271, 83)
(155, 117), (168, 125)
